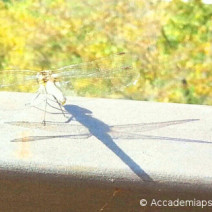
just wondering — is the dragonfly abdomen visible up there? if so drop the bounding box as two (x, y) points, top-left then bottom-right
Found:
(46, 81), (66, 105)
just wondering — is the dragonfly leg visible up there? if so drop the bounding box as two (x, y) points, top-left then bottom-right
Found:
(42, 88), (48, 126)
(25, 91), (41, 107)
(52, 95), (67, 118)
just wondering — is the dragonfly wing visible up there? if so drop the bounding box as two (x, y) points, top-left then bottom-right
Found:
(54, 53), (138, 96)
(0, 70), (39, 92)
(56, 52), (133, 78)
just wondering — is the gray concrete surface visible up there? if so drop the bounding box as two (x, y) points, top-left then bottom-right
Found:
(0, 91), (212, 211)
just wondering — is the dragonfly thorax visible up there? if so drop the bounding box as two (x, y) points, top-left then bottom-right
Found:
(36, 70), (58, 85)
(36, 70), (66, 105)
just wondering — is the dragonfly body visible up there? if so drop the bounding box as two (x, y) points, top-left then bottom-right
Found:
(36, 71), (66, 105)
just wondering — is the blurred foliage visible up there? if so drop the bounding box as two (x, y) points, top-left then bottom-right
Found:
(0, 0), (211, 104)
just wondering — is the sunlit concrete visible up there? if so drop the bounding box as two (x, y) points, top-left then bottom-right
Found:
(0, 91), (212, 211)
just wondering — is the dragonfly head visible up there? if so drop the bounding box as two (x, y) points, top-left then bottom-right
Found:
(36, 70), (52, 84)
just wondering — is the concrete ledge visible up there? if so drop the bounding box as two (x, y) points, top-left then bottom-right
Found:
(0, 92), (212, 211)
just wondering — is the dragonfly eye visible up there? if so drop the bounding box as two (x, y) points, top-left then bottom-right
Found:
(36, 72), (48, 84)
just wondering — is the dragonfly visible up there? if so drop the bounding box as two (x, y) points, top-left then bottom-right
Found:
(0, 52), (136, 125)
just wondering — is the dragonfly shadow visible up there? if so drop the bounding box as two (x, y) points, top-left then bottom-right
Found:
(64, 104), (153, 181)
(8, 104), (211, 181)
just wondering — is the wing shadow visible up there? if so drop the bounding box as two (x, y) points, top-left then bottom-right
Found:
(7, 104), (211, 181)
